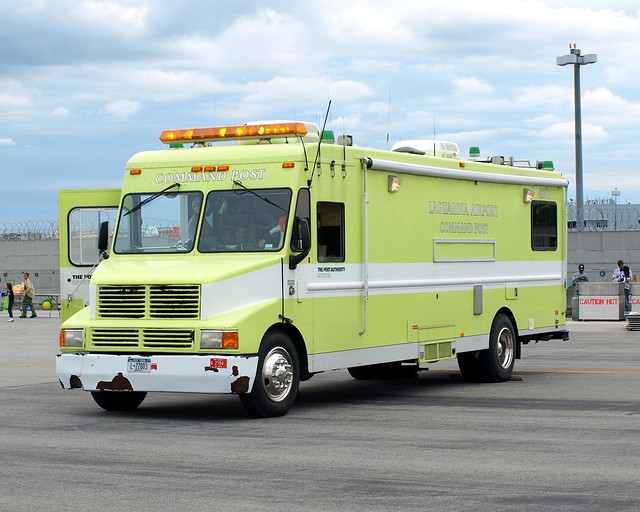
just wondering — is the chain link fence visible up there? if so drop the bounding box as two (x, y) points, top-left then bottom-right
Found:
(2, 205), (640, 238)
(0, 220), (59, 240)
(568, 204), (640, 232)
(0, 217), (176, 240)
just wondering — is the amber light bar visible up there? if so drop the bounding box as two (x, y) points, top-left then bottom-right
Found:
(159, 122), (308, 144)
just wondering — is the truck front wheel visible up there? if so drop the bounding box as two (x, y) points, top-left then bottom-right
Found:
(91, 391), (147, 411)
(239, 332), (300, 418)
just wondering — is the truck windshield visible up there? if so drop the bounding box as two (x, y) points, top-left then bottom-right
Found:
(114, 191), (203, 254)
(198, 188), (292, 252)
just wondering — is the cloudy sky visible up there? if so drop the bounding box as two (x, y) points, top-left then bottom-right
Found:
(2, 0), (640, 224)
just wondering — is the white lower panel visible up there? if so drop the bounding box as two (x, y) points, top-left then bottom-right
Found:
(309, 343), (421, 372)
(56, 353), (259, 394)
(454, 334), (489, 353)
(308, 333), (489, 373)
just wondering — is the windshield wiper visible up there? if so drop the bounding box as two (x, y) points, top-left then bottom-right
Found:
(232, 180), (286, 212)
(124, 183), (181, 217)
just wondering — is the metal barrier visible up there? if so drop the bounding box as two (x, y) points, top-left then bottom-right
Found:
(573, 282), (626, 320)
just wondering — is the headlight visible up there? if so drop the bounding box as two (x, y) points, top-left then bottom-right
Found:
(60, 329), (84, 348)
(200, 330), (238, 349)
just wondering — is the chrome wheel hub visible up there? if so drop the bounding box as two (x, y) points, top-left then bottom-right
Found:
(262, 347), (293, 402)
(497, 326), (515, 370)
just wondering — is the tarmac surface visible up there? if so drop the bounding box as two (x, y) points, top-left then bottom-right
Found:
(1, 314), (638, 387)
(0, 313), (60, 388)
(1, 315), (639, 511)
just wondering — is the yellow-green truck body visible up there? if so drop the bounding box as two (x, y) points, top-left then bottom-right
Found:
(57, 121), (568, 416)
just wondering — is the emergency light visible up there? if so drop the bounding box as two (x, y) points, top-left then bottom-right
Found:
(159, 122), (309, 145)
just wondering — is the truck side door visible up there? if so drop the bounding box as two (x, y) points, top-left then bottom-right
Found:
(58, 189), (121, 322)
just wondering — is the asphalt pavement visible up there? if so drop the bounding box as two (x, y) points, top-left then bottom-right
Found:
(0, 313), (60, 388)
(1, 315), (640, 512)
(1, 315), (638, 387)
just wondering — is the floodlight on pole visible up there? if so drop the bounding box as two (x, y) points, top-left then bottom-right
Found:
(556, 43), (597, 232)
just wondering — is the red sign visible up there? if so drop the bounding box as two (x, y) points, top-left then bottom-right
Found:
(209, 358), (227, 369)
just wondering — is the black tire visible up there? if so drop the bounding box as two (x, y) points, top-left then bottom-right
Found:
(457, 314), (516, 383)
(91, 391), (147, 411)
(239, 331), (300, 418)
(456, 351), (484, 382)
(348, 366), (373, 380)
(348, 362), (417, 380)
(480, 314), (516, 382)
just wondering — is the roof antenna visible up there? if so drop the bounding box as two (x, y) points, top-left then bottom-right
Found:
(433, 117), (436, 156)
(386, 86), (391, 149)
(308, 100), (332, 187)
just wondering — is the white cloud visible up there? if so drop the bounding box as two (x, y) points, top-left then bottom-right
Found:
(538, 121), (608, 141)
(453, 77), (494, 96)
(241, 77), (374, 108)
(0, 80), (32, 110)
(51, 106), (70, 117)
(515, 85), (571, 108)
(103, 100), (141, 120)
(167, 9), (319, 76)
(0, 138), (16, 146)
(5, 0), (640, 221)
(78, 0), (148, 31)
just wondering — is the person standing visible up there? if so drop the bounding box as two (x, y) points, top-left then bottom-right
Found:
(572, 264), (589, 295)
(19, 272), (37, 319)
(612, 260), (632, 313)
(5, 282), (14, 322)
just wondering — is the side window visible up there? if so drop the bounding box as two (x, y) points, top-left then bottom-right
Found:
(317, 202), (345, 262)
(531, 200), (557, 251)
(69, 207), (117, 265)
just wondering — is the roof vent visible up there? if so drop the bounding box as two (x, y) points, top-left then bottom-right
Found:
(391, 140), (459, 159)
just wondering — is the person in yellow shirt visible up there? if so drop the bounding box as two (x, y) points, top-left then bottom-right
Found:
(19, 272), (37, 319)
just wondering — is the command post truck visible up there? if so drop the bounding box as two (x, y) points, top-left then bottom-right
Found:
(57, 120), (569, 417)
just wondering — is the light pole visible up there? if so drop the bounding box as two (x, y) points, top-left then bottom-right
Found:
(556, 44), (597, 232)
(612, 187), (620, 231)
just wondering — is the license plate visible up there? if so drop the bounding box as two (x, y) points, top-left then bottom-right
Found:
(128, 357), (151, 373)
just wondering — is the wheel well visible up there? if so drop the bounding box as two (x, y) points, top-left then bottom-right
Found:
(495, 307), (518, 334)
(264, 323), (311, 380)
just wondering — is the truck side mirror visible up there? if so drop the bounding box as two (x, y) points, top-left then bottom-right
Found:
(98, 221), (110, 260)
(289, 217), (311, 269)
(296, 218), (311, 251)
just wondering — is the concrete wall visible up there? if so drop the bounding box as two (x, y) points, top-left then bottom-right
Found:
(0, 240), (60, 296)
(568, 230), (640, 281)
(1, 230), (638, 299)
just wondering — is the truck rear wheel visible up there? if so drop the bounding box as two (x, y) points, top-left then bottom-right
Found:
(91, 391), (147, 411)
(481, 314), (516, 382)
(457, 314), (515, 382)
(239, 332), (299, 418)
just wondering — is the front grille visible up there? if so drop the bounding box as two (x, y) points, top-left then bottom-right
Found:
(98, 286), (145, 318)
(90, 328), (195, 350)
(98, 284), (200, 319)
(92, 328), (139, 347)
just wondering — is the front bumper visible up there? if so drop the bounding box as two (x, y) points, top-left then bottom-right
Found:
(56, 353), (259, 394)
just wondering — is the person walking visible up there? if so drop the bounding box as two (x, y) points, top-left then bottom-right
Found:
(612, 260), (632, 313)
(19, 272), (37, 318)
(5, 282), (14, 322)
